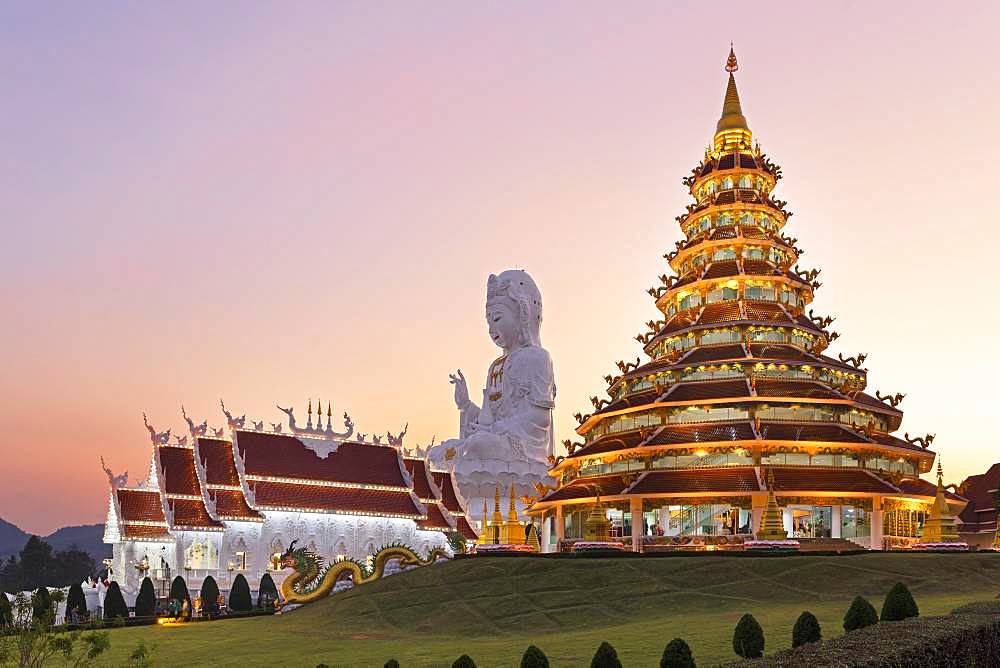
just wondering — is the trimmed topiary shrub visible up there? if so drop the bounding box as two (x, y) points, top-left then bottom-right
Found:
(521, 644), (549, 668)
(65, 582), (88, 620)
(792, 610), (822, 647)
(844, 595), (879, 631)
(0, 593), (12, 626)
(882, 582), (919, 621)
(229, 573), (252, 612)
(452, 654), (476, 668)
(257, 573), (278, 608)
(591, 641), (623, 668)
(660, 637), (695, 667)
(32, 586), (52, 620)
(134, 577), (156, 618)
(103, 581), (128, 620)
(384, 661), (400, 668)
(733, 613), (765, 659)
(200, 575), (220, 615)
(169, 575), (191, 607)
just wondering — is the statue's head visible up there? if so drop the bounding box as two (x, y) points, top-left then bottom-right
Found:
(486, 269), (543, 351)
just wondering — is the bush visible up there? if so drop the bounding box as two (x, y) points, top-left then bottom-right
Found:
(733, 613), (764, 659)
(0, 593), (12, 626)
(200, 576), (220, 615)
(169, 575), (190, 607)
(134, 577), (156, 617)
(591, 641), (623, 668)
(844, 595), (879, 631)
(32, 586), (52, 620)
(103, 581), (128, 620)
(384, 661), (400, 668)
(65, 582), (88, 620)
(792, 610), (822, 647)
(452, 654), (476, 668)
(521, 644), (549, 667)
(660, 637), (695, 667)
(882, 582), (919, 622)
(229, 573), (252, 612)
(257, 573), (278, 608)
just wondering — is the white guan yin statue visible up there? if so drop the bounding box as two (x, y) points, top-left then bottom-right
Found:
(428, 269), (556, 518)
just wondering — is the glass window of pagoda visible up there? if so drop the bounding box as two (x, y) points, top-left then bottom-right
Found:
(722, 177), (734, 189)
(739, 175), (752, 188)
(718, 213), (734, 227)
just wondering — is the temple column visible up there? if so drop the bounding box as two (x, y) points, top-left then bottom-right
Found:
(831, 505), (842, 539)
(555, 505), (565, 548)
(782, 507), (793, 536)
(630, 497), (643, 553)
(541, 514), (552, 553)
(870, 498), (884, 550)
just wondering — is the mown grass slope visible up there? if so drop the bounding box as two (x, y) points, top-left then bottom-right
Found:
(98, 553), (1000, 667)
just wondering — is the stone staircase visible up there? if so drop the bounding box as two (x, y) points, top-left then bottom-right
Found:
(795, 537), (866, 552)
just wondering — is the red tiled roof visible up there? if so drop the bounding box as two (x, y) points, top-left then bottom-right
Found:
(957, 463), (1000, 533)
(767, 466), (899, 493)
(895, 478), (966, 502)
(697, 302), (742, 325)
(755, 379), (842, 400)
(168, 498), (222, 529)
(251, 481), (423, 518)
(453, 515), (479, 541)
(646, 421), (755, 446)
(749, 344), (821, 362)
(853, 392), (903, 414)
(663, 379), (751, 402)
(416, 503), (454, 531)
(864, 432), (932, 454)
(404, 458), (440, 501)
(758, 422), (869, 443)
(158, 446), (202, 496)
(678, 344), (746, 365)
(569, 431), (647, 458)
(210, 489), (263, 520)
(117, 489), (166, 524)
(628, 467), (760, 495)
(236, 431), (408, 487)
(540, 475), (631, 503)
(431, 471), (466, 514)
(745, 302), (791, 322)
(197, 438), (241, 486)
(121, 525), (173, 541)
(703, 260), (740, 280)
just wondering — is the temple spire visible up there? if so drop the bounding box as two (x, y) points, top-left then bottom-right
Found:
(714, 45), (751, 150)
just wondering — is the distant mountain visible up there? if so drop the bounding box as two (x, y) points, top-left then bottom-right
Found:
(0, 519), (109, 563)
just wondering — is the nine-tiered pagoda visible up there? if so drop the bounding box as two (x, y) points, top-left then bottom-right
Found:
(528, 49), (966, 551)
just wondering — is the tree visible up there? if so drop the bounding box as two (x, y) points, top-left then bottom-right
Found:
(31, 587), (52, 622)
(733, 613), (764, 659)
(452, 655), (476, 668)
(521, 644), (549, 668)
(257, 573), (278, 609)
(103, 582), (128, 621)
(229, 573), (252, 612)
(792, 611), (822, 647)
(20, 537), (54, 591)
(591, 641), (623, 668)
(66, 583), (88, 622)
(169, 576), (190, 607)
(134, 578), (156, 618)
(881, 582), (919, 621)
(0, 555), (24, 593)
(0, 593), (110, 667)
(200, 576), (220, 616)
(843, 596), (879, 631)
(51, 548), (96, 588)
(660, 638), (695, 668)
(0, 593), (12, 627)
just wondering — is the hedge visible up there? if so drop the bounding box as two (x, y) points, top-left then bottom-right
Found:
(733, 613), (764, 659)
(65, 582), (88, 619)
(134, 577), (156, 617)
(257, 573), (278, 608)
(791, 611), (821, 647)
(103, 581), (128, 620)
(169, 575), (191, 607)
(881, 582), (919, 622)
(729, 612), (1000, 667)
(32, 587), (52, 620)
(521, 644), (549, 668)
(843, 596), (879, 631)
(200, 576), (221, 615)
(229, 573), (252, 612)
(661, 637), (695, 667)
(591, 641), (622, 668)
(452, 655), (476, 668)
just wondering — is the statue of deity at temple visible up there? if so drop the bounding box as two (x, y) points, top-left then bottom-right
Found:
(429, 270), (556, 475)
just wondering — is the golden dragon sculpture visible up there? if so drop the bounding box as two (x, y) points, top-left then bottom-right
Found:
(277, 540), (450, 607)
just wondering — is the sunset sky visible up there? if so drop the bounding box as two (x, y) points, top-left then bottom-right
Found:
(3, 2), (998, 535)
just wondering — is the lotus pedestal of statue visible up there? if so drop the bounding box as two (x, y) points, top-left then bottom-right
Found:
(428, 269), (557, 523)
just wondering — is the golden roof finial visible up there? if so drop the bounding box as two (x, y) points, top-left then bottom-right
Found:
(937, 460), (944, 487)
(725, 43), (738, 73)
(494, 483), (501, 513)
(307, 399), (312, 415)
(327, 401), (332, 418)
(509, 482), (516, 512)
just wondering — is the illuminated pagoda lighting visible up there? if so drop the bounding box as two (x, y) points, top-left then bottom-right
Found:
(527, 48), (967, 554)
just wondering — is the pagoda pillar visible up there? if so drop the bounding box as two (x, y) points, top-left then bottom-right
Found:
(555, 505), (565, 546)
(541, 514), (552, 553)
(870, 497), (884, 550)
(630, 496), (644, 553)
(831, 505), (842, 539)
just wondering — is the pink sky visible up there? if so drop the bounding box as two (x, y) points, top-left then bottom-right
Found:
(2, 2), (998, 535)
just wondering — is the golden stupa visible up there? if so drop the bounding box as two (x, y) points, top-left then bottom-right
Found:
(920, 463), (960, 543)
(756, 468), (789, 540)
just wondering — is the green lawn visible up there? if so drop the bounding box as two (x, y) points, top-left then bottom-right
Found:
(96, 553), (1000, 667)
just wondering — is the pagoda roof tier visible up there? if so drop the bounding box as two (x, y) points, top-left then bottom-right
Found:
(157, 445), (203, 496)
(538, 474), (632, 503)
(196, 437), (242, 486)
(670, 223), (796, 264)
(767, 467), (900, 494)
(404, 457), (441, 502)
(566, 419), (931, 464)
(957, 463), (1000, 534)
(431, 470), (468, 515)
(653, 305), (829, 342)
(628, 466), (761, 495)
(453, 515), (479, 541)
(115, 488), (173, 541)
(235, 430), (410, 488)
(167, 497), (223, 531)
(250, 480), (424, 519)
(896, 477), (967, 503)
(121, 524), (175, 541)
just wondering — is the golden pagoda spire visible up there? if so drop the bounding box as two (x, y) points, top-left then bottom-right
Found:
(757, 467), (788, 540)
(507, 482), (519, 523)
(714, 44), (752, 151)
(921, 459), (960, 543)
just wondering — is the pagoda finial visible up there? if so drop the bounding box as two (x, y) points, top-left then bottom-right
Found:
(937, 460), (944, 488)
(494, 483), (501, 513)
(726, 43), (738, 73)
(509, 482), (516, 512)
(307, 399), (312, 414)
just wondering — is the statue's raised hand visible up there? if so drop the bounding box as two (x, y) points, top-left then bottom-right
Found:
(449, 369), (470, 409)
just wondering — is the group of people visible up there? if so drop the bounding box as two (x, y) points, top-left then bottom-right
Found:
(159, 592), (228, 620)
